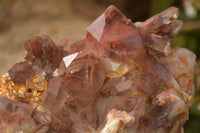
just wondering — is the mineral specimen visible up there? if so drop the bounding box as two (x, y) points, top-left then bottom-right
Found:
(0, 5), (196, 133)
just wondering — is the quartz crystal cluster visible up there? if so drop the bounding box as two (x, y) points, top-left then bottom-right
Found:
(0, 5), (196, 133)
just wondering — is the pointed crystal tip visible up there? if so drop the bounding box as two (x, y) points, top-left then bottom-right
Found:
(86, 5), (127, 42)
(63, 52), (79, 68)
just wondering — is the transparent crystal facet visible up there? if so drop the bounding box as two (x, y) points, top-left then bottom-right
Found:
(87, 13), (105, 41)
(63, 52), (79, 68)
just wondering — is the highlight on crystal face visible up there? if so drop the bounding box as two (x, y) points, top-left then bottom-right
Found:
(0, 5), (196, 133)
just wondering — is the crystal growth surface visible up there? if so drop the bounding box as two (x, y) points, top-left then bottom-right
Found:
(0, 5), (196, 133)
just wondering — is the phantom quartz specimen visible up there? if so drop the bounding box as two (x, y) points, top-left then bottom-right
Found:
(0, 5), (196, 133)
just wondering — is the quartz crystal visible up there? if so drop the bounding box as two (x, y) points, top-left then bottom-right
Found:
(0, 5), (196, 133)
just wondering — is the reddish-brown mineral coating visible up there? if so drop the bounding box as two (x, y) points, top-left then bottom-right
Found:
(24, 35), (67, 75)
(8, 61), (35, 84)
(0, 97), (49, 132)
(0, 5), (196, 133)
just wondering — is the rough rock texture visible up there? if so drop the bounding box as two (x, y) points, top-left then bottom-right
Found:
(0, 97), (50, 133)
(0, 5), (196, 133)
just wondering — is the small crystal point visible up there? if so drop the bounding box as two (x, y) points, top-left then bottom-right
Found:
(63, 52), (79, 68)
(87, 13), (105, 41)
(170, 20), (183, 36)
(162, 7), (179, 23)
(8, 61), (35, 84)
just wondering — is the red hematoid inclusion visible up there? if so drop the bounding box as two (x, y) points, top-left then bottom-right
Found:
(0, 5), (196, 133)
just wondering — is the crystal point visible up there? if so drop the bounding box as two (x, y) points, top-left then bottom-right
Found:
(87, 13), (105, 41)
(8, 61), (35, 84)
(63, 52), (79, 68)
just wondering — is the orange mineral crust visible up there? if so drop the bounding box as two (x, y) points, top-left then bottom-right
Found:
(0, 5), (196, 133)
(0, 73), (47, 104)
